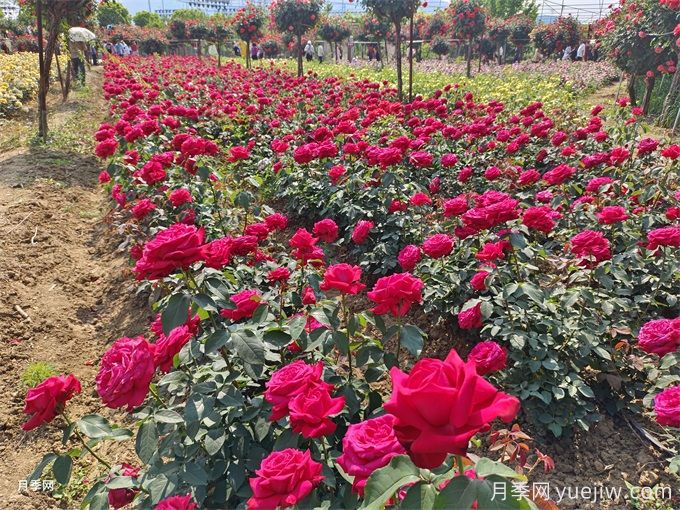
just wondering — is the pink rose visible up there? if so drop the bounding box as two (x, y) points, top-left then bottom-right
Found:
(638, 318), (680, 356)
(397, 245), (422, 272)
(422, 233), (454, 259)
(352, 220), (374, 244)
(468, 341), (507, 375)
(220, 289), (262, 321)
(264, 361), (332, 421)
(22, 374), (81, 431)
(134, 224), (205, 280)
(367, 273), (424, 317)
(654, 386), (680, 428)
(458, 302), (483, 330)
(289, 385), (345, 438)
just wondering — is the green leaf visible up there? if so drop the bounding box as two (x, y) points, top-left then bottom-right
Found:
(399, 325), (424, 357)
(162, 293), (190, 335)
(136, 421), (158, 464)
(204, 429), (226, 456)
(52, 455), (72, 485)
(76, 415), (113, 439)
(521, 283), (544, 307)
(28, 453), (57, 482)
(474, 458), (525, 480)
(402, 482), (438, 510)
(433, 476), (477, 510)
(154, 410), (184, 424)
(204, 330), (229, 353)
(106, 476), (136, 490)
(231, 330), (265, 366)
(289, 315), (307, 341)
(360, 455), (421, 510)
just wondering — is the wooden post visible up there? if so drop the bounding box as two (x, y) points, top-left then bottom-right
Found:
(408, 13), (414, 102)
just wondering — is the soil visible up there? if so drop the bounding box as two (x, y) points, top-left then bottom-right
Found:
(0, 68), (150, 509)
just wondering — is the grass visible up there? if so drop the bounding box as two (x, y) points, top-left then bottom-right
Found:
(21, 362), (56, 388)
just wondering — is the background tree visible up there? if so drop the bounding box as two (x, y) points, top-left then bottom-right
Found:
(231, 2), (265, 69)
(186, 19), (211, 56)
(97, 0), (129, 27)
(431, 37), (450, 59)
(362, 14), (391, 62)
(133, 10), (164, 29)
(531, 16), (579, 58)
(448, 0), (487, 78)
(481, 0), (538, 18)
(488, 18), (509, 64)
(208, 15), (231, 66)
(270, 0), (324, 77)
(361, 0), (420, 100)
(507, 14), (534, 62)
(317, 16), (351, 62)
(170, 8), (207, 23)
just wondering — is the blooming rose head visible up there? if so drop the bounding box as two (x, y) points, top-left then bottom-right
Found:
(289, 385), (345, 438)
(570, 230), (611, 267)
(523, 206), (559, 233)
(247, 449), (323, 510)
(220, 289), (262, 321)
(646, 226), (680, 250)
(422, 234), (454, 259)
(397, 245), (422, 272)
(264, 361), (332, 421)
(637, 318), (680, 356)
(153, 325), (193, 373)
(468, 341), (507, 375)
(383, 349), (520, 468)
(596, 206), (628, 225)
(654, 386), (680, 428)
(458, 302), (483, 330)
(470, 270), (490, 292)
(319, 263), (365, 295)
(313, 219), (339, 243)
(201, 237), (233, 269)
(96, 336), (155, 411)
(154, 494), (198, 510)
(107, 464), (140, 509)
(134, 224), (205, 280)
(22, 374), (81, 431)
(351, 220), (374, 244)
(336, 415), (406, 495)
(367, 273), (424, 317)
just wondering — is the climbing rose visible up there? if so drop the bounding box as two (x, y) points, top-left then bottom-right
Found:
(422, 234), (454, 259)
(458, 303), (483, 330)
(220, 290), (262, 321)
(319, 264), (365, 294)
(638, 318), (680, 356)
(336, 415), (406, 495)
(264, 361), (332, 421)
(288, 385), (345, 438)
(247, 449), (323, 510)
(96, 336), (155, 411)
(367, 273), (424, 317)
(383, 349), (520, 469)
(468, 341), (508, 375)
(22, 374), (81, 431)
(134, 224), (205, 280)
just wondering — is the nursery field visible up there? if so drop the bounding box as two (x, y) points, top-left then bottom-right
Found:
(1, 53), (679, 510)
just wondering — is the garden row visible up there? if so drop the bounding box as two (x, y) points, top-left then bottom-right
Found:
(24, 55), (680, 509)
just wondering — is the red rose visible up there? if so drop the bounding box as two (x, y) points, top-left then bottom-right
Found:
(637, 137), (659, 155)
(95, 138), (119, 158)
(155, 494), (198, 510)
(336, 415), (406, 495)
(443, 196), (468, 217)
(201, 237), (233, 269)
(289, 228), (318, 254)
(265, 213), (288, 231)
(132, 198), (157, 220)
(476, 240), (510, 261)
(470, 270), (490, 291)
(98, 170), (111, 183)
(22, 374), (81, 431)
(351, 220), (374, 244)
(247, 449), (323, 510)
(108, 464), (140, 509)
(268, 267), (291, 284)
(570, 230), (611, 266)
(320, 263), (365, 294)
(231, 235), (259, 256)
(134, 224), (205, 280)
(468, 341), (507, 375)
(169, 188), (192, 207)
(153, 325), (193, 373)
(646, 226), (680, 250)
(302, 286), (317, 305)
(422, 233), (453, 259)
(661, 144), (680, 159)
(244, 222), (270, 241)
(264, 361), (332, 421)
(543, 164), (576, 186)
(367, 273), (424, 317)
(383, 349), (520, 469)
(409, 151), (434, 168)
(289, 385), (345, 438)
(397, 245), (422, 271)
(220, 289), (262, 321)
(458, 302), (483, 330)
(229, 146), (250, 161)
(96, 336), (155, 411)
(638, 318), (680, 356)
(441, 153), (458, 167)
(523, 206), (559, 233)
(328, 165), (346, 184)
(313, 219), (339, 242)
(410, 192), (432, 207)
(654, 386), (680, 428)
(596, 206), (628, 224)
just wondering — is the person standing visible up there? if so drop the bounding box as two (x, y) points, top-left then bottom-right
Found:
(317, 42), (324, 63)
(233, 41), (241, 57)
(576, 41), (586, 61)
(251, 42), (259, 61)
(562, 45), (572, 61)
(69, 39), (86, 84)
(304, 40), (314, 62)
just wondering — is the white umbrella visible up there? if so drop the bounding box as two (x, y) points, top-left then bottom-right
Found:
(68, 27), (97, 43)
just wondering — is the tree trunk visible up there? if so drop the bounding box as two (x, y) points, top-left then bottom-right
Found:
(36, 0), (47, 140)
(296, 33), (303, 77)
(395, 20), (403, 101)
(246, 40), (251, 69)
(384, 38), (389, 63)
(408, 14), (414, 102)
(627, 74), (637, 107)
(466, 37), (473, 78)
(642, 75), (655, 114)
(217, 43), (221, 67)
(661, 56), (680, 124)
(197, 39), (201, 57)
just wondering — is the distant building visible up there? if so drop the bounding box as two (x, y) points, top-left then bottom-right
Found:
(0, 0), (19, 20)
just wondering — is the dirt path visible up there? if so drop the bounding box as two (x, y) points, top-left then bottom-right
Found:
(0, 68), (149, 509)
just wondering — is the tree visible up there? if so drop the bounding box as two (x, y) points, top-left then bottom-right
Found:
(361, 0), (420, 100)
(481, 0), (538, 19)
(133, 10), (164, 29)
(507, 14), (534, 62)
(170, 8), (206, 22)
(232, 2), (265, 69)
(97, 0), (130, 27)
(531, 16), (580, 58)
(271, 0), (324, 77)
(317, 17), (352, 62)
(448, 0), (487, 78)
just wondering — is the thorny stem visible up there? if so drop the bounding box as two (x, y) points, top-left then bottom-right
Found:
(149, 385), (168, 408)
(456, 455), (465, 476)
(62, 413), (112, 470)
(207, 178), (229, 237)
(341, 294), (353, 385)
